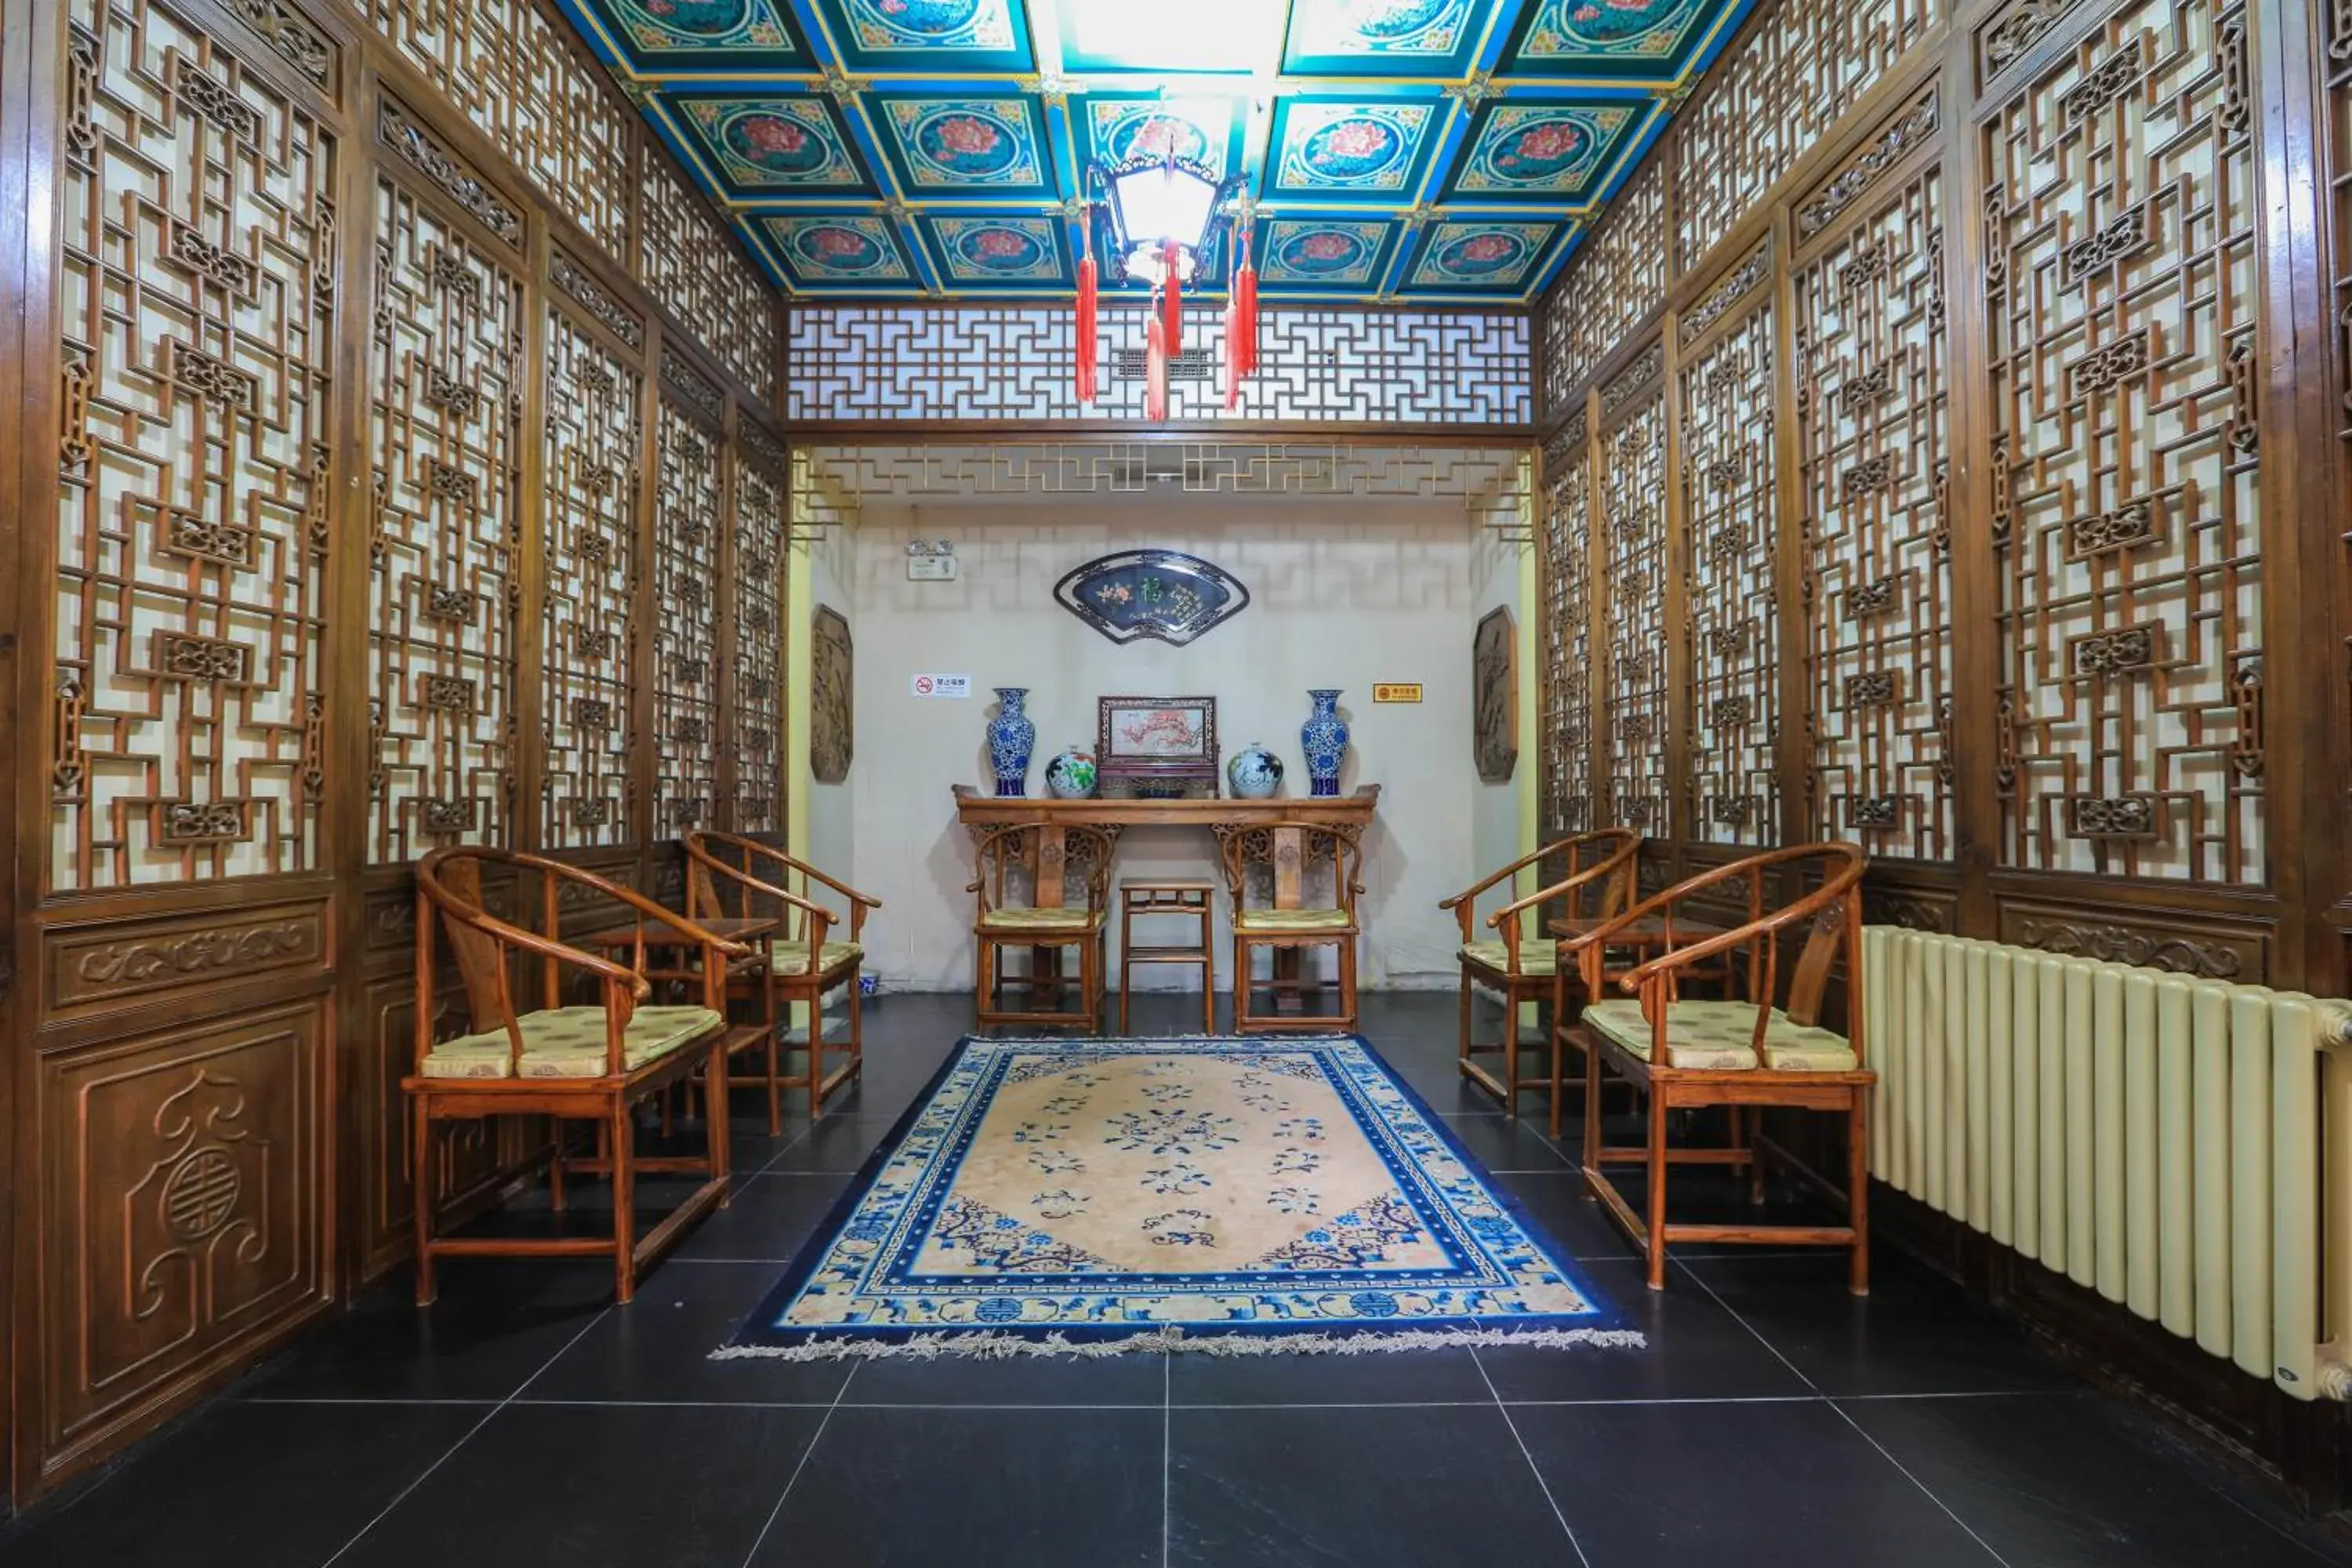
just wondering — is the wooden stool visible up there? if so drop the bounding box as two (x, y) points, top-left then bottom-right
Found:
(1119, 880), (1217, 1034)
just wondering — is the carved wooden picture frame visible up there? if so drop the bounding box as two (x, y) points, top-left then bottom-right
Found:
(810, 605), (853, 785)
(1474, 606), (1518, 785)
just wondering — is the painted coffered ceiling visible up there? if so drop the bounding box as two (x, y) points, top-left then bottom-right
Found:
(555, 0), (1755, 303)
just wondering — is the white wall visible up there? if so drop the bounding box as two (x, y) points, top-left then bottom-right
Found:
(1468, 525), (1532, 939)
(846, 499), (1494, 993)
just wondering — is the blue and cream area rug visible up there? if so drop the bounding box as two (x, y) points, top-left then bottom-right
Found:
(719, 1035), (1640, 1361)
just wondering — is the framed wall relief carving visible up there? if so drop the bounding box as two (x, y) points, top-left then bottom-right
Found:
(1096, 696), (1220, 798)
(810, 605), (853, 786)
(1474, 606), (1518, 785)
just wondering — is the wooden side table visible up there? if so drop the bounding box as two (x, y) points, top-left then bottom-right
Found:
(1118, 880), (1217, 1034)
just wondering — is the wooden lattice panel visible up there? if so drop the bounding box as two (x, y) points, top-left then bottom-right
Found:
(361, 0), (634, 259)
(1548, 163), (1665, 399)
(642, 160), (776, 406)
(367, 177), (524, 865)
(1674, 0), (1942, 275)
(2325, 0), (2352, 888)
(1539, 421), (1593, 837)
(1797, 159), (1953, 860)
(1600, 387), (1671, 833)
(785, 304), (1533, 426)
(1984, 0), (2262, 883)
(731, 452), (786, 835)
(654, 400), (722, 835)
(541, 307), (640, 850)
(54, 2), (336, 889)
(1679, 303), (1779, 845)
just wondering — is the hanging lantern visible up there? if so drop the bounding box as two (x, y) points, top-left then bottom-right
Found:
(1085, 149), (1244, 417)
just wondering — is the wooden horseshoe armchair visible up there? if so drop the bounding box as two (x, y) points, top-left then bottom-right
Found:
(408, 848), (757, 1306)
(971, 822), (1116, 1031)
(685, 831), (879, 1129)
(1564, 844), (1873, 1293)
(1442, 827), (1639, 1122)
(1221, 823), (1363, 1033)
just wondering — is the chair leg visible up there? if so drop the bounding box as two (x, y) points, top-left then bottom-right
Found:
(1457, 969), (1473, 1074)
(847, 964), (865, 1080)
(1644, 1089), (1670, 1292)
(610, 1098), (638, 1305)
(975, 938), (993, 1029)
(765, 1018), (783, 1136)
(549, 1118), (568, 1213)
(1339, 937), (1358, 1031)
(1581, 1028), (1602, 1191)
(1848, 1091), (1871, 1296)
(1501, 982), (1521, 1114)
(412, 1102), (437, 1307)
(706, 1040), (732, 1200)
(1202, 927), (1216, 1034)
(1232, 938), (1250, 1032)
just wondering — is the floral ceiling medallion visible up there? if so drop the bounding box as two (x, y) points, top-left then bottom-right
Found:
(1054, 549), (1250, 646)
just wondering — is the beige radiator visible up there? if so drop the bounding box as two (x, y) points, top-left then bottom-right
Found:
(1862, 926), (2352, 1400)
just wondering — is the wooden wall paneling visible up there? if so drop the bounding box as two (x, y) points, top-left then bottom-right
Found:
(1596, 347), (1671, 843)
(733, 430), (788, 840)
(0, 0), (38, 1495)
(17, 0), (353, 1501)
(1536, 408), (1595, 840)
(654, 353), (727, 843)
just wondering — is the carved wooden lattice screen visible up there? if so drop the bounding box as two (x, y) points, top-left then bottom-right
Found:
(1599, 365), (1671, 835)
(1985, 0), (2262, 884)
(56, 6), (336, 891)
(1678, 261), (1779, 847)
(367, 176), (524, 863)
(654, 397), (724, 834)
(732, 446), (787, 837)
(1796, 140), (1952, 860)
(1539, 418), (1594, 840)
(541, 305), (641, 850)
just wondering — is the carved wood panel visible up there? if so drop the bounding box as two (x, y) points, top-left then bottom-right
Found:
(1600, 384), (1671, 833)
(541, 306), (640, 850)
(641, 159), (775, 406)
(731, 452), (786, 834)
(55, 2), (336, 890)
(1539, 419), (1594, 837)
(361, 0), (635, 259)
(1672, 0), (1943, 275)
(366, 176), (524, 864)
(1679, 299), (1780, 845)
(1984, 0), (2263, 883)
(38, 1003), (326, 1454)
(1796, 158), (1954, 858)
(654, 400), (722, 837)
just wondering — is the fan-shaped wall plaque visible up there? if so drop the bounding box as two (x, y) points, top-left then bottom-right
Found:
(1052, 550), (1249, 647)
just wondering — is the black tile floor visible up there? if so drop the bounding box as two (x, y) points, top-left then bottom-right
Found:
(7, 992), (2351, 1568)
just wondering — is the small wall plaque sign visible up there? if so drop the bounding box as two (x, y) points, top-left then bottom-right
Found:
(1373, 684), (1424, 703)
(910, 673), (971, 699)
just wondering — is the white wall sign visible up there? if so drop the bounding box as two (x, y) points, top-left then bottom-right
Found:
(909, 673), (971, 699)
(907, 554), (959, 582)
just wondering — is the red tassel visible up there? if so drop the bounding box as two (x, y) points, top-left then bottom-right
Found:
(1075, 253), (1098, 405)
(1163, 238), (1182, 358)
(1223, 286), (1241, 413)
(1145, 298), (1169, 422)
(1235, 233), (1258, 379)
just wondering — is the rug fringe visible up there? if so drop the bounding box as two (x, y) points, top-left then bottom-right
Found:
(712, 1325), (1646, 1363)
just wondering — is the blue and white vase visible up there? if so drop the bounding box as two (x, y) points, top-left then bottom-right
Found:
(1226, 743), (1283, 800)
(1301, 689), (1349, 797)
(987, 687), (1036, 797)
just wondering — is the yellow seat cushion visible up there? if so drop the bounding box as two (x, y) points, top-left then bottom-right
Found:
(1582, 999), (1857, 1073)
(979, 906), (1104, 935)
(771, 941), (862, 978)
(1459, 939), (1559, 977)
(420, 1005), (723, 1080)
(1235, 907), (1354, 934)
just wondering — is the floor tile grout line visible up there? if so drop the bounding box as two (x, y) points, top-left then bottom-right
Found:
(1160, 1351), (1173, 1568)
(735, 1358), (861, 1568)
(314, 1306), (610, 1568)
(1468, 1347), (1592, 1568)
(1671, 1258), (2016, 1568)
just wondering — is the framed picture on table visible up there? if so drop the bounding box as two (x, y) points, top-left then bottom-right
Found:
(1096, 695), (1220, 798)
